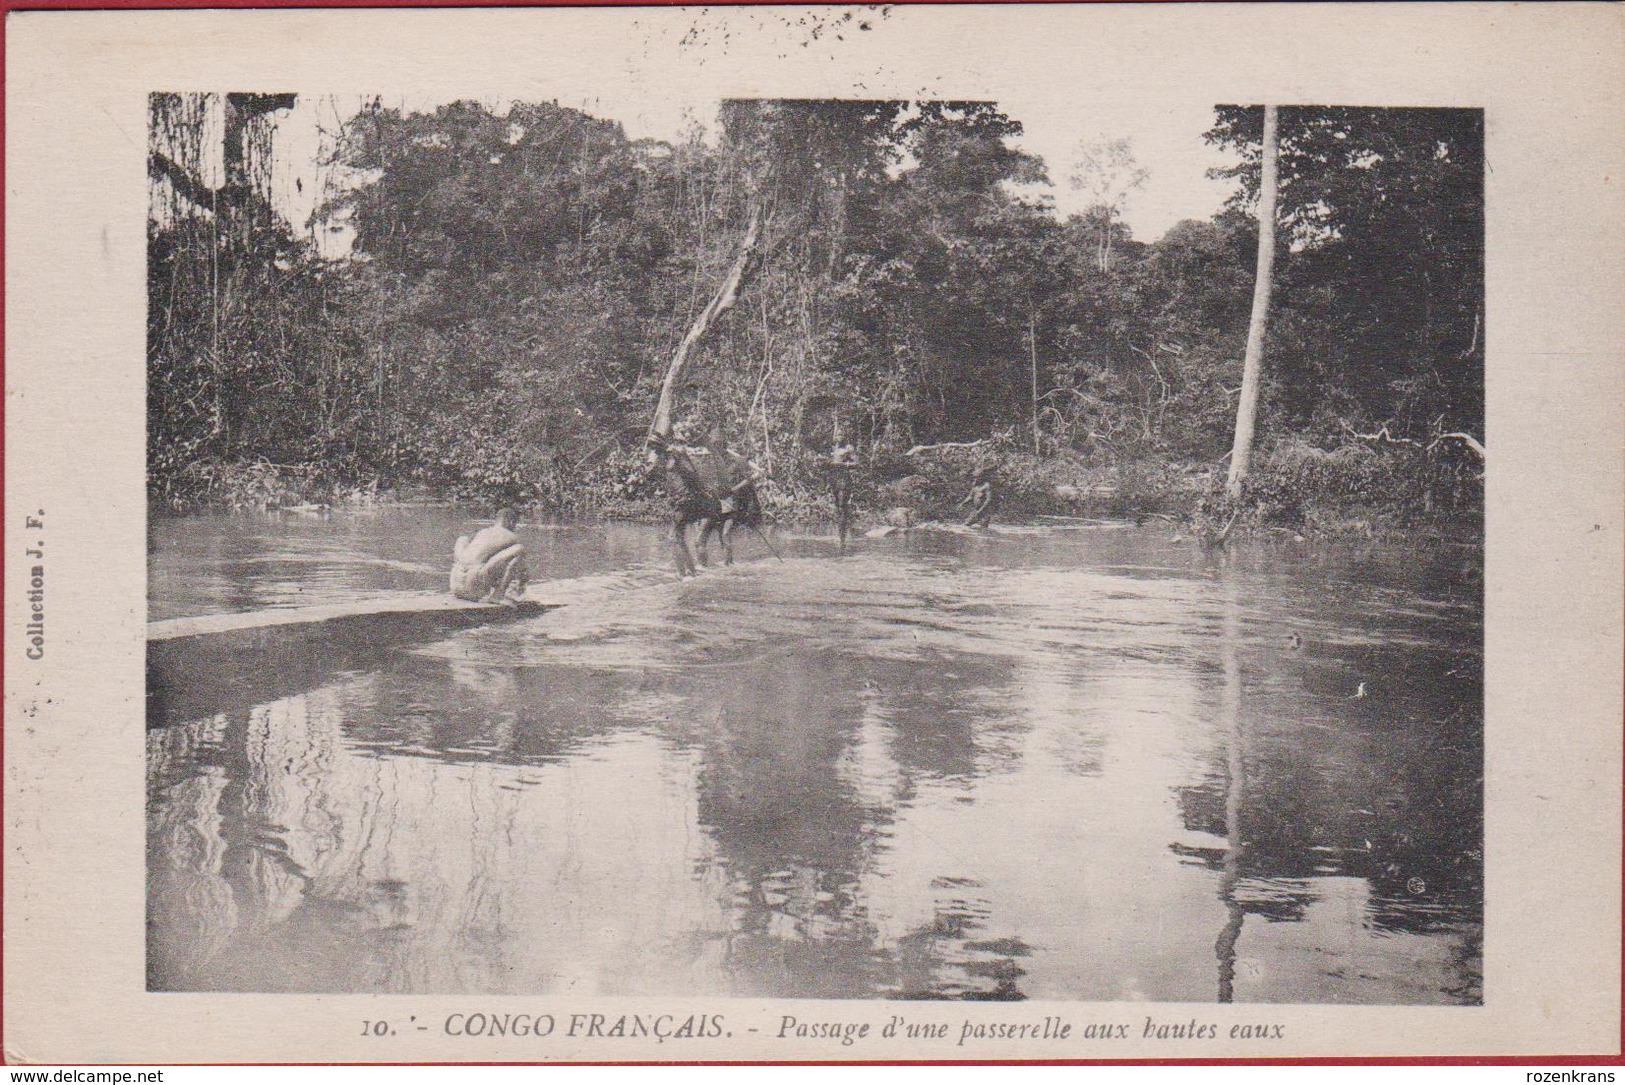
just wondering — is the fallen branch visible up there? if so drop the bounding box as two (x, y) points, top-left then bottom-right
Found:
(1428, 431), (1487, 460)
(1345, 420), (1486, 461)
(905, 439), (988, 456)
(1342, 421), (1425, 448)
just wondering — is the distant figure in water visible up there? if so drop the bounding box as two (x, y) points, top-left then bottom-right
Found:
(959, 466), (997, 528)
(826, 430), (859, 546)
(451, 506), (529, 605)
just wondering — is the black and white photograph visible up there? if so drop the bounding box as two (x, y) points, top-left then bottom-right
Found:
(144, 80), (1485, 1003)
(6, 2), (1621, 1064)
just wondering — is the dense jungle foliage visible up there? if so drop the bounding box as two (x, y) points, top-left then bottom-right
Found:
(148, 96), (1483, 533)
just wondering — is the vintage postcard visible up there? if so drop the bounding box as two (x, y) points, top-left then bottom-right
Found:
(4, 2), (1622, 1065)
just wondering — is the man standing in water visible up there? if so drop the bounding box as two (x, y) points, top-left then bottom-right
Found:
(451, 506), (530, 605)
(826, 428), (859, 546)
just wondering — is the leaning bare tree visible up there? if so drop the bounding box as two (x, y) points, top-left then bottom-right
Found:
(648, 194), (763, 442)
(1226, 104), (1279, 497)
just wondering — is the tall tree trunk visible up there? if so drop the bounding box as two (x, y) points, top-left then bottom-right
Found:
(826, 170), (849, 277)
(1027, 301), (1040, 455)
(1226, 104), (1279, 497)
(649, 200), (763, 440)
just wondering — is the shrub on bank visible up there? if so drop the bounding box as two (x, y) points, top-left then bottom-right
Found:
(1187, 435), (1484, 541)
(156, 459), (324, 513)
(151, 429), (1482, 537)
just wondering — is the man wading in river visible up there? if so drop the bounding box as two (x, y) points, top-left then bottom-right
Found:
(825, 428), (859, 547)
(451, 507), (530, 605)
(651, 421), (763, 575)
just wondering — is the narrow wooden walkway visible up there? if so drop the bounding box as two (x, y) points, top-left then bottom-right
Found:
(149, 592), (542, 643)
(147, 592), (556, 727)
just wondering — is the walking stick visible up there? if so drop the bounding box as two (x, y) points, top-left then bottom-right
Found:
(744, 520), (785, 562)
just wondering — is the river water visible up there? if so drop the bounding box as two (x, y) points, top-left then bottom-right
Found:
(147, 509), (1482, 1002)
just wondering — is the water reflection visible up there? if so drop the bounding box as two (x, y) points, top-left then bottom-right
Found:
(148, 521), (1482, 1002)
(1175, 559), (1482, 1004)
(1215, 576), (1247, 1003)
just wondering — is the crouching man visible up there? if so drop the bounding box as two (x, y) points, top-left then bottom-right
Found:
(451, 506), (529, 605)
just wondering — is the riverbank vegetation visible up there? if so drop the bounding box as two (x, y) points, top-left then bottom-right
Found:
(148, 96), (1483, 537)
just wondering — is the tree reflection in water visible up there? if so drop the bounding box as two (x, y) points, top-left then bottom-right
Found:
(1215, 575), (1247, 1004)
(148, 525), (1482, 1002)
